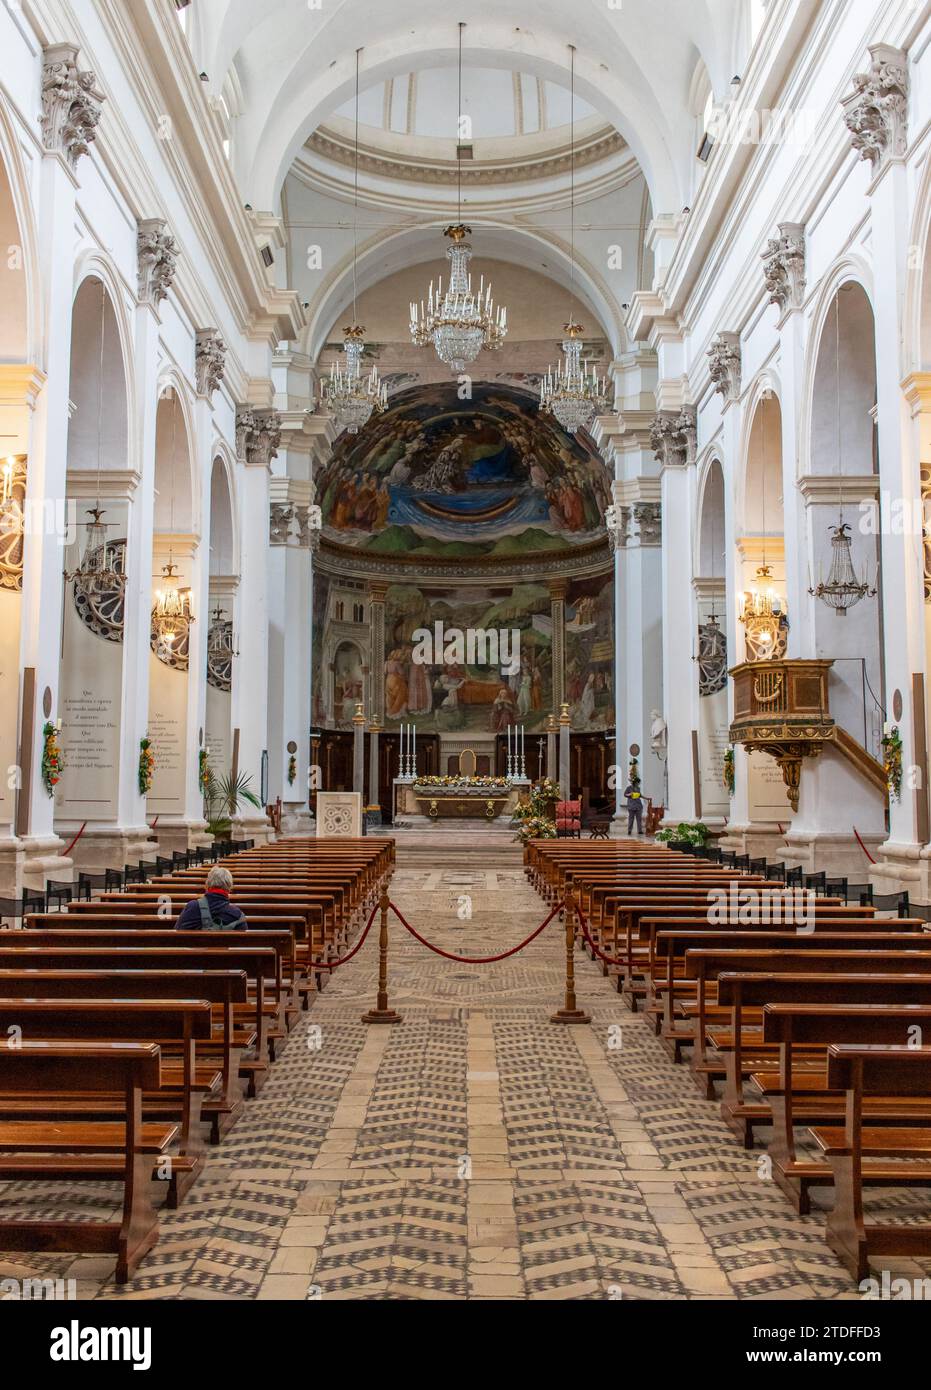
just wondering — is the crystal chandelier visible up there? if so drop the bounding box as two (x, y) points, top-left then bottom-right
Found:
(409, 24), (507, 373)
(65, 505), (125, 603)
(322, 50), (387, 436)
(64, 284), (125, 614)
(323, 326), (387, 435)
(540, 46), (611, 435)
(809, 522), (876, 614)
(739, 564), (785, 656)
(808, 291), (878, 616)
(152, 557), (193, 650)
(541, 321), (609, 435)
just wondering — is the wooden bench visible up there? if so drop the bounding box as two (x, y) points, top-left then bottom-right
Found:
(0, 998), (215, 1205)
(0, 1041), (169, 1282)
(812, 1046), (931, 1280)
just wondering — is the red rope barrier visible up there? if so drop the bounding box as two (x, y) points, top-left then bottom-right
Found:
(63, 821), (87, 858)
(388, 899), (564, 963)
(853, 825), (877, 864)
(304, 901), (380, 970)
(573, 905), (629, 967)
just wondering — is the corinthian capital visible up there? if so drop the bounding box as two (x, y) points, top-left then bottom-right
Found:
(195, 329), (226, 400)
(137, 219), (178, 308)
(762, 222), (806, 315)
(650, 408), (697, 469)
(237, 406), (282, 469)
(841, 44), (908, 171)
(41, 43), (105, 171)
(708, 331), (742, 403)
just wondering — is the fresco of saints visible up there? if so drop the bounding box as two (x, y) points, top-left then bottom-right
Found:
(517, 658), (533, 717)
(490, 685), (517, 731)
(408, 655), (433, 715)
(385, 651), (409, 719)
(579, 672), (597, 725)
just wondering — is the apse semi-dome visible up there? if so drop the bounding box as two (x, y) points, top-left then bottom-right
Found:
(316, 382), (612, 560)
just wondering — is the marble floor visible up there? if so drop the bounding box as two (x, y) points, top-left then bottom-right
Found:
(3, 838), (931, 1301)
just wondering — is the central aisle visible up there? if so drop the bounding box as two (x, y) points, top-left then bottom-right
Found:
(45, 836), (889, 1300)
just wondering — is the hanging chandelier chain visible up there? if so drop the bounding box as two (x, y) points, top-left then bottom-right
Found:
(538, 43), (610, 435)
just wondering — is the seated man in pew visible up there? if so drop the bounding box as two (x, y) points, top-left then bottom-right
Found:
(175, 866), (247, 931)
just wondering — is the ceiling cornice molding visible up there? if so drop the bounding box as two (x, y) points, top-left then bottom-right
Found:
(69, 0), (305, 352)
(303, 121), (627, 186)
(317, 536), (612, 586)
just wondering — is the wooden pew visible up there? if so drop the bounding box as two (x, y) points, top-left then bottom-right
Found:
(752, 998), (931, 1210)
(0, 999), (214, 1204)
(0, 1041), (169, 1282)
(0, 968), (248, 1140)
(812, 1046), (931, 1280)
(0, 945), (278, 1096)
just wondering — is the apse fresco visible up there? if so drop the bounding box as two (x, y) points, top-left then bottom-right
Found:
(316, 382), (611, 558)
(382, 582), (553, 733)
(566, 573), (615, 732)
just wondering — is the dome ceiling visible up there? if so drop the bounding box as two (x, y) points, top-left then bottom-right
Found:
(316, 382), (611, 562)
(329, 67), (598, 143)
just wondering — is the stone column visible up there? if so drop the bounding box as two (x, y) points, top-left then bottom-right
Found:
(17, 44), (106, 886)
(654, 409), (699, 823)
(549, 579), (567, 713)
(232, 407), (280, 843)
(353, 702), (365, 796)
(368, 581), (388, 727)
(369, 720), (381, 813)
(546, 713), (557, 784)
(841, 49), (923, 892)
(558, 702), (571, 798)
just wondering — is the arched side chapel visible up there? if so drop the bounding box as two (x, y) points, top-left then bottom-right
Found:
(0, 2), (926, 901)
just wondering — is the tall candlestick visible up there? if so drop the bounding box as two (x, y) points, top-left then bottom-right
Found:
(412, 725), (416, 778)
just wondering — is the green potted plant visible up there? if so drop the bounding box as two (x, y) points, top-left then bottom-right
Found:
(205, 771), (263, 840)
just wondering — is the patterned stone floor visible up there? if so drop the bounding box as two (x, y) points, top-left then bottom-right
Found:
(3, 844), (931, 1300)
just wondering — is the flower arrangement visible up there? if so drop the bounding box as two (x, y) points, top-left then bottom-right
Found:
(882, 724), (903, 803)
(655, 820), (710, 848)
(414, 774), (510, 790)
(138, 736), (155, 795)
(41, 721), (63, 797)
(198, 748), (212, 798)
(723, 746), (735, 796)
(287, 754), (297, 786)
(513, 813), (557, 843)
(511, 779), (561, 844)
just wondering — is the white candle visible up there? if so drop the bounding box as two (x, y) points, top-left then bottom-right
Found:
(400, 723), (405, 773)
(412, 725), (416, 771)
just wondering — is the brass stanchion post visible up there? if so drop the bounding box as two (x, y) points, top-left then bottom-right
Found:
(551, 887), (591, 1024)
(362, 888), (402, 1024)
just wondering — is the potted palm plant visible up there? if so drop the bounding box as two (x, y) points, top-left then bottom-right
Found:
(205, 771), (263, 841)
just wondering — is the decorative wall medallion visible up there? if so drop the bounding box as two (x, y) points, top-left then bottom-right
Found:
(151, 618), (190, 671)
(71, 537), (127, 642)
(0, 454), (27, 591)
(744, 614), (789, 663)
(206, 612), (233, 692)
(697, 616), (727, 696)
(893, 688), (903, 722)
